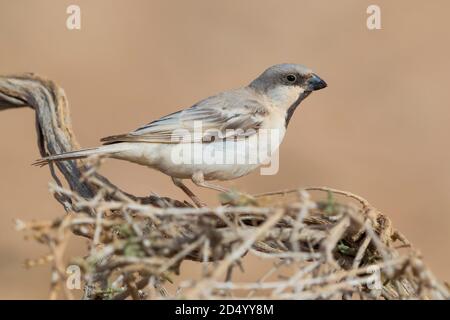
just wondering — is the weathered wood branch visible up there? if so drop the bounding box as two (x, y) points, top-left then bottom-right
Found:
(4, 73), (449, 300)
(0, 73), (187, 210)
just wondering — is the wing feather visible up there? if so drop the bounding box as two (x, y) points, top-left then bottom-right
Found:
(101, 89), (268, 144)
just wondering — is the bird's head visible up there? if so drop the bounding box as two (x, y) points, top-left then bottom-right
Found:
(249, 63), (327, 110)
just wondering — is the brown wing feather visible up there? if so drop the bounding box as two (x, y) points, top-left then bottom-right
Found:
(101, 89), (268, 145)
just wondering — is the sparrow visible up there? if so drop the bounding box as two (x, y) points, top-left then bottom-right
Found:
(35, 64), (327, 207)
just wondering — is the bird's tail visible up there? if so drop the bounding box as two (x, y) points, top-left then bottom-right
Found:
(33, 145), (123, 166)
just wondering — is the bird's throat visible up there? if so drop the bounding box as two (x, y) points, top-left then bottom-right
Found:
(285, 91), (311, 127)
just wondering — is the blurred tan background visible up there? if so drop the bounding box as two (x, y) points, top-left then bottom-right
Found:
(0, 0), (449, 299)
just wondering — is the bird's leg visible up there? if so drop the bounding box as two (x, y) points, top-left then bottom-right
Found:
(191, 171), (230, 193)
(171, 177), (206, 208)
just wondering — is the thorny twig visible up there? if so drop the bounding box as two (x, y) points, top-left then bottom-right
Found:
(16, 172), (450, 300)
(2, 73), (448, 300)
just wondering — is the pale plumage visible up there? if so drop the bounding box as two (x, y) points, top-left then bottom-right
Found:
(35, 64), (327, 207)
(101, 87), (268, 144)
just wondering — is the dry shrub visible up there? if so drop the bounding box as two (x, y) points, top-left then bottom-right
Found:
(16, 162), (450, 299)
(2, 73), (448, 300)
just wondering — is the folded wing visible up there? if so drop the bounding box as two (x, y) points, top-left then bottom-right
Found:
(101, 89), (268, 144)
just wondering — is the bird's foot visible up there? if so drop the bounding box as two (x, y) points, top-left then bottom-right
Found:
(171, 177), (207, 208)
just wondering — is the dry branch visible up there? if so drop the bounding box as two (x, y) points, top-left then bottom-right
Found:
(0, 73), (186, 209)
(1, 74), (449, 300)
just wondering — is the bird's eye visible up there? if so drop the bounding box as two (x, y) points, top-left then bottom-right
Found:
(286, 74), (297, 82)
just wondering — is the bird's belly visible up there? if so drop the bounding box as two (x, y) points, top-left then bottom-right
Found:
(113, 136), (283, 181)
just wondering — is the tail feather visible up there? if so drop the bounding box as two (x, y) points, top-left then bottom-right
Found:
(33, 146), (119, 166)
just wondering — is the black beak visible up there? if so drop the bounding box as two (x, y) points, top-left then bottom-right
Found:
(307, 73), (327, 91)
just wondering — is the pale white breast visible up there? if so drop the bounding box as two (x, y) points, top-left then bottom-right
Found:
(265, 85), (305, 111)
(111, 124), (286, 181)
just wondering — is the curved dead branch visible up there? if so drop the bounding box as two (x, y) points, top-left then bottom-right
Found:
(0, 73), (186, 209)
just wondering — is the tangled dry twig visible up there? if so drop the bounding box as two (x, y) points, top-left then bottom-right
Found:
(1, 74), (449, 300)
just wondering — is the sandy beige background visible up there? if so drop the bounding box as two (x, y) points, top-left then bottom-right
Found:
(0, 0), (449, 299)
